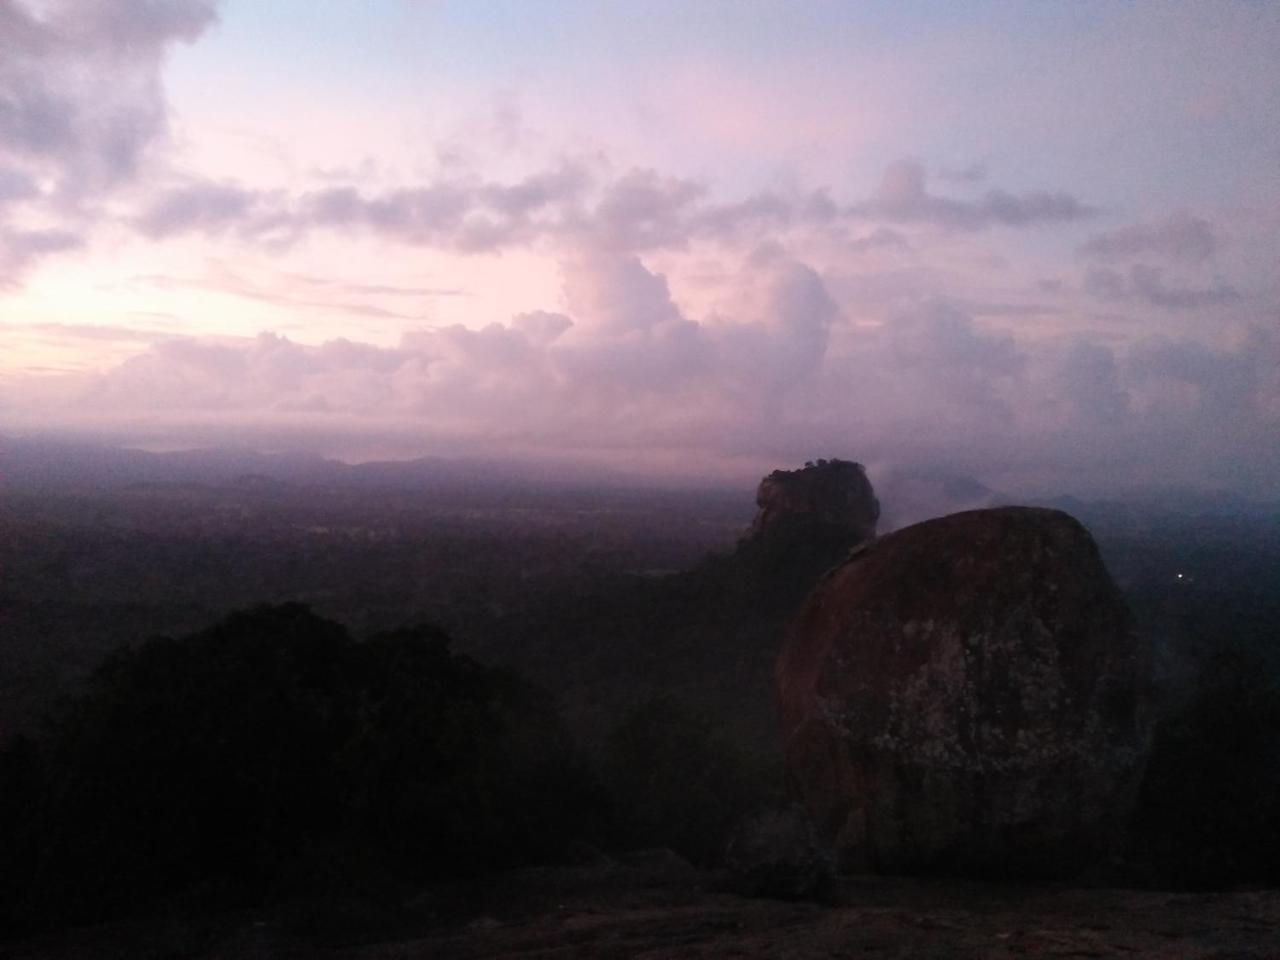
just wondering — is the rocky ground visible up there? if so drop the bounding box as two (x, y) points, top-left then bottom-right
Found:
(8, 859), (1278, 959)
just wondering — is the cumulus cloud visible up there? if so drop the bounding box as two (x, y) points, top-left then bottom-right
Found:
(12, 268), (1278, 497)
(32, 249), (843, 440)
(712, 253), (839, 397)
(4, 249), (970, 450)
(511, 310), (572, 346)
(552, 250), (714, 396)
(561, 250), (684, 335)
(1080, 212), (1218, 263)
(855, 160), (1096, 231)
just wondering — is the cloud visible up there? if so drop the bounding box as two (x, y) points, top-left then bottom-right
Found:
(712, 254), (839, 397)
(10, 277), (1278, 497)
(11, 321), (166, 343)
(136, 161), (590, 253)
(481, 162), (590, 216)
(1058, 339), (1129, 426)
(0, 166), (38, 206)
(561, 250), (683, 335)
(554, 250), (714, 393)
(1085, 264), (1242, 310)
(938, 162), (988, 185)
(855, 160), (1097, 231)
(0, 226), (82, 286)
(0, 0), (217, 188)
(303, 184), (474, 241)
(0, 0), (220, 281)
(115, 156), (1099, 263)
(848, 227), (909, 253)
(135, 180), (262, 239)
(30, 251), (839, 438)
(579, 169), (703, 249)
(112, 264), (466, 323)
(888, 300), (1022, 375)
(1080, 212), (1218, 263)
(278, 272), (467, 300)
(148, 164), (801, 254)
(511, 310), (572, 346)
(883, 299), (1024, 419)
(1127, 327), (1275, 421)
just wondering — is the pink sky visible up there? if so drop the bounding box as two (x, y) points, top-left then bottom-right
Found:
(1, 0), (1277, 496)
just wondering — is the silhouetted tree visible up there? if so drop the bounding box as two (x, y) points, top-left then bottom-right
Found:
(5, 605), (601, 929)
(1131, 648), (1280, 887)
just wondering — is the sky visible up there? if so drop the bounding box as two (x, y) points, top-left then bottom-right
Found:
(0, 0), (1278, 495)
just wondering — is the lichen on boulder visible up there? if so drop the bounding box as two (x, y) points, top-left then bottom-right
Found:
(776, 507), (1149, 878)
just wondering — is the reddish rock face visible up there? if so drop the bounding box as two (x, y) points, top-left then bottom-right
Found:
(748, 459), (879, 543)
(776, 507), (1149, 878)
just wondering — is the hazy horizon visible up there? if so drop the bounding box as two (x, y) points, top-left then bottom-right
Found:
(2, 1), (1278, 498)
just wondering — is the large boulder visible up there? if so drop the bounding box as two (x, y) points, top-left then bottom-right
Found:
(776, 507), (1149, 878)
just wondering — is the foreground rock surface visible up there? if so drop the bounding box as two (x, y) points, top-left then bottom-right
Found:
(9, 867), (1278, 959)
(777, 507), (1148, 877)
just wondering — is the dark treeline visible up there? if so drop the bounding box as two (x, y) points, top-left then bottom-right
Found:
(0, 604), (776, 936)
(2, 597), (1279, 940)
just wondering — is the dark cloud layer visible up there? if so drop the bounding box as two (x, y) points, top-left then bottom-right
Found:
(1080, 212), (1218, 263)
(129, 157), (1101, 257)
(136, 181), (259, 239)
(1085, 264), (1242, 310)
(856, 160), (1097, 231)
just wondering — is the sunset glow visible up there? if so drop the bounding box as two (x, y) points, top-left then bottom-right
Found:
(1, 0), (1277, 494)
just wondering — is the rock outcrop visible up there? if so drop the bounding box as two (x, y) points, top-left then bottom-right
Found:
(732, 459), (882, 616)
(776, 507), (1149, 878)
(747, 459), (879, 544)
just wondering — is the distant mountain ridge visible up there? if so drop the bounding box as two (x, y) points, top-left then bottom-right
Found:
(3, 435), (1277, 520)
(0, 434), (642, 495)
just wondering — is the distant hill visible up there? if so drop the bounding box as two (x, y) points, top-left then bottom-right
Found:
(0, 434), (656, 497)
